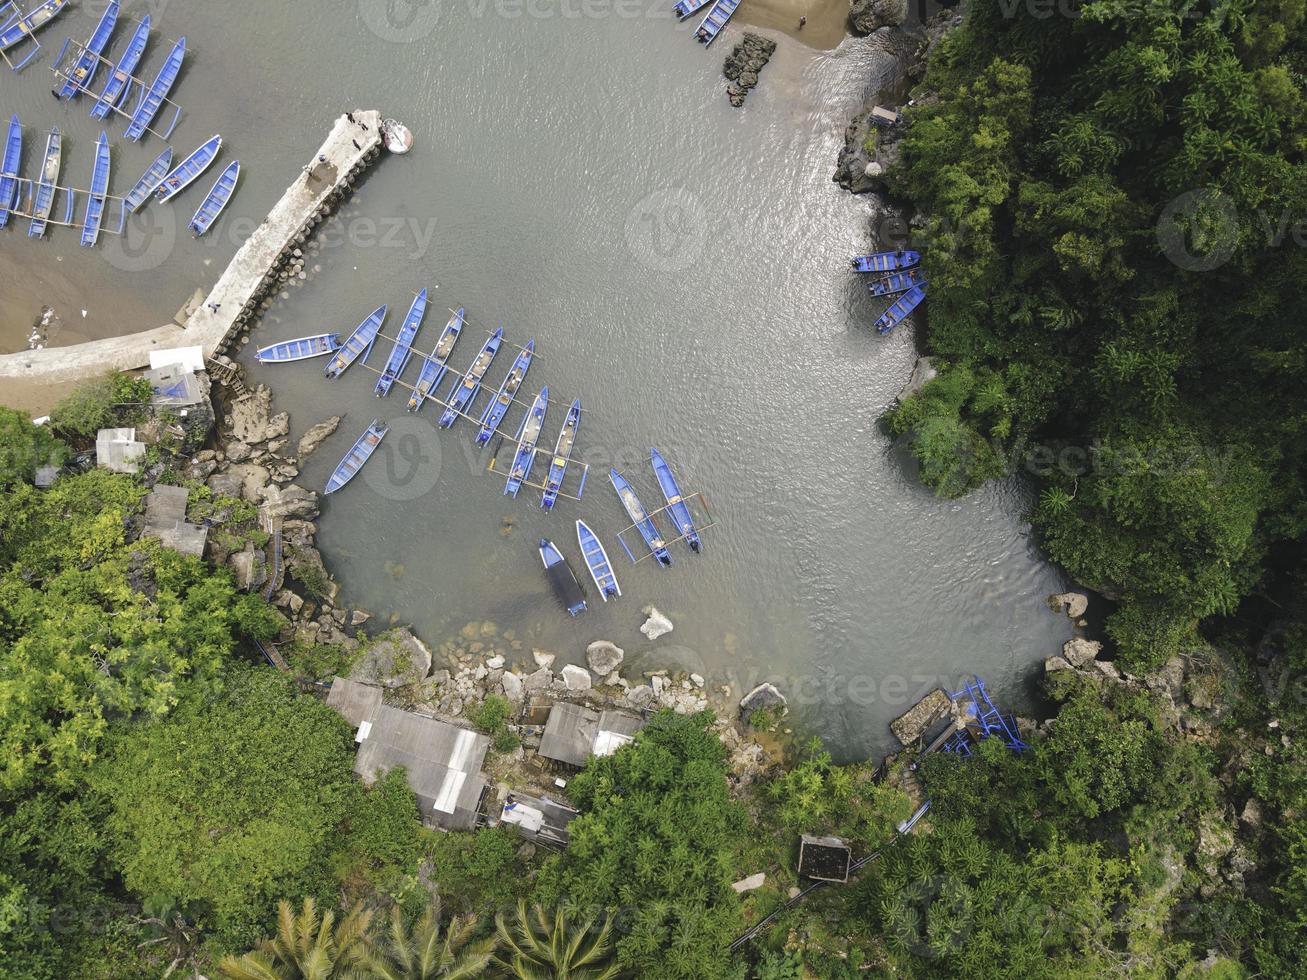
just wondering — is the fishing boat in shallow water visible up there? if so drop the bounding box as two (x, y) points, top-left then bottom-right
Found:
(122, 147), (170, 213)
(124, 34), (184, 141)
(505, 387), (548, 497)
(868, 267), (921, 297)
(52, 0), (118, 99)
(90, 14), (148, 119)
(475, 339), (534, 446)
(156, 134), (221, 203)
(874, 281), (928, 335)
(0, 0), (66, 70)
(650, 447), (701, 552)
(542, 398), (580, 510)
(576, 519), (620, 601)
(672, 0), (711, 17)
(407, 308), (463, 412)
(439, 327), (503, 428)
(325, 304), (387, 378)
(27, 125), (59, 237)
(187, 159), (238, 236)
(852, 250), (920, 273)
(256, 333), (340, 363)
(693, 0), (739, 45)
(540, 538), (587, 617)
(79, 131), (111, 248)
(325, 420), (388, 494)
(610, 469), (672, 567)
(375, 288), (427, 396)
(0, 114), (22, 228)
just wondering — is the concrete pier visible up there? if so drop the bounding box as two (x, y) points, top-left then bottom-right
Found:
(0, 110), (387, 386)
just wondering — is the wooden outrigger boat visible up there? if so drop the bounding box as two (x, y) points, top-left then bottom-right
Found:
(650, 447), (702, 552)
(407, 308), (464, 412)
(27, 125), (59, 238)
(325, 305), (388, 378)
(869, 267), (922, 297)
(0, 0), (67, 72)
(51, 0), (117, 99)
(541, 398), (580, 510)
(438, 327), (503, 429)
(124, 35), (184, 141)
(156, 134), (221, 203)
(187, 159), (238, 237)
(256, 333), (341, 363)
(874, 281), (928, 335)
(539, 538), (587, 617)
(123, 146), (170, 213)
(0, 114), (21, 228)
(694, 0), (740, 46)
(89, 14), (149, 119)
(576, 519), (620, 601)
(852, 249), (920, 273)
(79, 131), (110, 248)
(672, 0), (711, 18)
(374, 288), (427, 397)
(505, 387), (548, 497)
(475, 338), (535, 446)
(324, 420), (388, 495)
(609, 469), (672, 567)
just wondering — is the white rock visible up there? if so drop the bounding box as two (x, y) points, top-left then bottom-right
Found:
(532, 649), (556, 669)
(1063, 637), (1103, 668)
(731, 872), (766, 894)
(561, 664), (592, 691)
(585, 641), (625, 676)
(640, 606), (674, 641)
(863, 161), (884, 177)
(690, 673), (705, 687)
(486, 654), (505, 670)
(1049, 591), (1089, 619)
(651, 675), (665, 695)
(500, 671), (525, 704)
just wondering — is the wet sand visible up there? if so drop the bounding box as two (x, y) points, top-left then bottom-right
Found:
(736, 0), (852, 51)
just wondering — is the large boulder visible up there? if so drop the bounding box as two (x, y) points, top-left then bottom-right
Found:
(586, 641), (625, 676)
(1062, 637), (1103, 668)
(350, 628), (433, 688)
(739, 682), (787, 720)
(640, 607), (674, 641)
(1048, 591), (1089, 620)
(229, 385), (290, 445)
(227, 463), (272, 503)
(206, 470), (243, 499)
(561, 664), (593, 692)
(297, 416), (342, 459)
(890, 688), (951, 746)
(525, 667), (554, 693)
(260, 483), (320, 521)
(849, 0), (907, 34)
(499, 671), (525, 704)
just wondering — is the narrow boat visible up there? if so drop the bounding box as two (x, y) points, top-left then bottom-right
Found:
(0, 0), (66, 70)
(0, 114), (22, 229)
(407, 308), (463, 412)
(27, 125), (59, 238)
(576, 519), (620, 601)
(672, 0), (711, 17)
(187, 159), (238, 236)
(324, 305), (388, 378)
(851, 249), (920, 273)
(541, 398), (580, 511)
(155, 135), (221, 203)
(123, 34), (184, 141)
(474, 339), (534, 446)
(874, 281), (928, 335)
(438, 328), (503, 429)
(53, 0), (118, 99)
(90, 14), (149, 119)
(122, 146), (170, 212)
(693, 0), (740, 45)
(650, 448), (702, 552)
(505, 386), (548, 497)
(539, 538), (587, 617)
(609, 469), (672, 567)
(79, 131), (110, 248)
(324, 420), (388, 495)
(374, 288), (427, 397)
(868, 267), (922, 297)
(256, 333), (341, 363)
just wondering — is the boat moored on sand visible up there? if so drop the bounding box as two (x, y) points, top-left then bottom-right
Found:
(576, 519), (620, 601)
(324, 420), (388, 495)
(540, 537), (587, 617)
(27, 125), (60, 238)
(0, 114), (22, 228)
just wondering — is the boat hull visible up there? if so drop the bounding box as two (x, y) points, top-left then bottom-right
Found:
(476, 339), (535, 445)
(542, 398), (581, 510)
(874, 282), (928, 334)
(407, 309), (464, 412)
(325, 305), (387, 378)
(54, 1), (118, 99)
(324, 420), (388, 494)
(374, 288), (427, 396)
(852, 250), (921, 273)
(0, 114), (22, 229)
(256, 333), (341, 363)
(157, 135), (221, 203)
(124, 35), (184, 141)
(651, 448), (701, 552)
(505, 387), (548, 497)
(438, 328), (503, 428)
(123, 146), (171, 213)
(576, 520), (620, 600)
(27, 126), (60, 237)
(540, 538), (587, 616)
(610, 469), (672, 567)
(79, 132), (111, 248)
(90, 15), (149, 119)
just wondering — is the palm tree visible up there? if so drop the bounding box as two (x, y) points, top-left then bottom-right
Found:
(217, 897), (374, 980)
(363, 900), (495, 980)
(494, 900), (621, 979)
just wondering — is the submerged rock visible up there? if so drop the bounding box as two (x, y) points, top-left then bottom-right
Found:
(297, 415), (341, 459)
(586, 641), (625, 676)
(640, 607), (674, 641)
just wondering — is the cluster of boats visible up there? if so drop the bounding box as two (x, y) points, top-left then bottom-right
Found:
(852, 249), (929, 334)
(672, 0), (740, 47)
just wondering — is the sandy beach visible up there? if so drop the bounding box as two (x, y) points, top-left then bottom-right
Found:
(736, 0), (852, 51)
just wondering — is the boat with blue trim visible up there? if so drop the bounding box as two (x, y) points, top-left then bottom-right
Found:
(576, 519), (620, 601)
(325, 305), (388, 378)
(0, 0), (66, 70)
(610, 469), (672, 567)
(256, 333), (341, 363)
(438, 327), (503, 428)
(324, 420), (387, 495)
(475, 339), (534, 446)
(874, 281), (928, 335)
(156, 134), (220, 203)
(374, 288), (427, 396)
(124, 34), (184, 141)
(868, 267), (922, 297)
(0, 114), (22, 228)
(672, 0), (711, 17)
(852, 249), (920, 273)
(541, 397), (580, 510)
(27, 125), (59, 238)
(650, 447), (701, 553)
(693, 0), (739, 45)
(90, 14), (148, 119)
(407, 307), (464, 412)
(187, 159), (238, 236)
(123, 146), (170, 212)
(79, 131), (111, 247)
(53, 0), (117, 99)
(505, 387), (548, 497)
(540, 537), (586, 617)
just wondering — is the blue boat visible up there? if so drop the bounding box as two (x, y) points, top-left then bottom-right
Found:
(27, 125), (59, 238)
(609, 469), (672, 568)
(123, 35), (184, 141)
(438, 327), (503, 429)
(672, 0), (711, 17)
(869, 267), (922, 297)
(505, 386), (548, 497)
(324, 420), (388, 495)
(693, 0), (739, 45)
(0, 0), (66, 71)
(374, 288), (427, 397)
(79, 131), (111, 248)
(122, 146), (170, 213)
(256, 333), (340, 363)
(0, 114), (22, 229)
(874, 282), (928, 335)
(53, 0), (118, 100)
(540, 538), (586, 617)
(90, 14), (148, 119)
(325, 305), (387, 378)
(541, 398), (580, 510)
(852, 249), (920, 273)
(475, 339), (534, 446)
(650, 448), (701, 553)
(576, 519), (620, 601)
(406, 308), (463, 412)
(156, 135), (221, 203)
(187, 159), (238, 237)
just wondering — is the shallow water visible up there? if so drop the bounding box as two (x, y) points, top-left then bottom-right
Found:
(0, 4), (1070, 759)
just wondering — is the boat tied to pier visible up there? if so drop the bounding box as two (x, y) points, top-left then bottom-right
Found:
(188, 159), (239, 237)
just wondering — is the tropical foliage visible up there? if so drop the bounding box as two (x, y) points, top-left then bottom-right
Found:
(494, 901), (620, 980)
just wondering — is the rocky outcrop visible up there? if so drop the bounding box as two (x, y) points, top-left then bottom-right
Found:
(640, 607), (674, 641)
(740, 683), (787, 720)
(890, 688), (952, 746)
(351, 628), (433, 688)
(586, 641), (625, 676)
(723, 33), (776, 108)
(1062, 637), (1102, 668)
(896, 356), (937, 404)
(297, 416), (341, 459)
(260, 483), (320, 521)
(849, 0), (907, 34)
(1048, 591), (1090, 620)
(229, 385), (290, 445)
